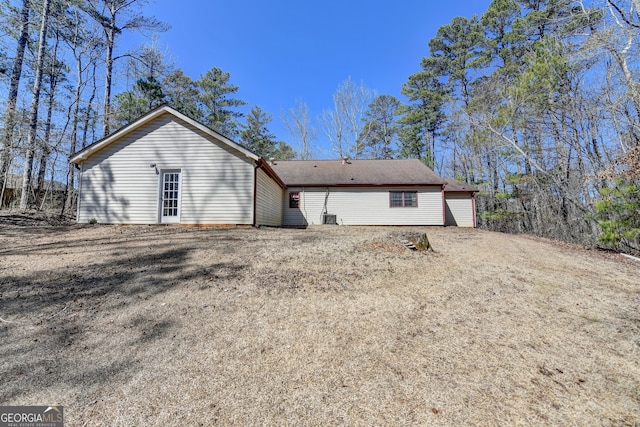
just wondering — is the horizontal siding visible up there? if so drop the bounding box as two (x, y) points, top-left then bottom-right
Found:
(78, 113), (254, 224)
(445, 194), (475, 227)
(283, 187), (444, 226)
(255, 168), (283, 226)
(282, 188), (325, 226)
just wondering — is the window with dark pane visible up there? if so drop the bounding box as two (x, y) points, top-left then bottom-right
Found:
(389, 191), (418, 208)
(289, 192), (300, 208)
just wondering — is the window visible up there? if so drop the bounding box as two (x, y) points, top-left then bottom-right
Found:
(289, 192), (300, 208)
(390, 191), (417, 208)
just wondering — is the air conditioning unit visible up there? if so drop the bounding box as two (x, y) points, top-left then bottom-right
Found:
(323, 214), (337, 225)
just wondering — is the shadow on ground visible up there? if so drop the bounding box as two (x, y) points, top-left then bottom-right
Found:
(0, 232), (247, 404)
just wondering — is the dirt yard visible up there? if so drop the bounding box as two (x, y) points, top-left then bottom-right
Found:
(1, 213), (639, 426)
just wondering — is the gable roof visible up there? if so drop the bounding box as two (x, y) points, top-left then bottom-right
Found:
(443, 178), (478, 193)
(270, 159), (445, 187)
(69, 104), (259, 164)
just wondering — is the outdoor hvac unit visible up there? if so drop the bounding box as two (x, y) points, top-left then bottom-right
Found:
(323, 214), (337, 225)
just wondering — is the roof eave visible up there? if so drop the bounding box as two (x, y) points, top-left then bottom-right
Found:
(283, 182), (445, 188)
(256, 158), (287, 189)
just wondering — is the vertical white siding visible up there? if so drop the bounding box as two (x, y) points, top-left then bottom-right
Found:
(283, 187), (444, 226)
(77, 112), (255, 224)
(255, 168), (283, 226)
(445, 194), (476, 227)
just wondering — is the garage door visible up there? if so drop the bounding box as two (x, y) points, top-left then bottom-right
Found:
(445, 194), (475, 227)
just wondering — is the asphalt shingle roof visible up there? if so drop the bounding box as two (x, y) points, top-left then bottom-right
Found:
(443, 178), (478, 192)
(270, 159), (445, 187)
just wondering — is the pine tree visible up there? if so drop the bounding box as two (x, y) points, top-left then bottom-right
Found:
(360, 95), (400, 159)
(239, 106), (295, 159)
(197, 67), (246, 138)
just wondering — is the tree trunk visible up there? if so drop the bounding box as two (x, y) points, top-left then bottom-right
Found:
(0, 0), (30, 201)
(65, 62), (99, 215)
(102, 4), (117, 137)
(19, 0), (51, 211)
(84, 62), (99, 149)
(103, 34), (114, 136)
(35, 29), (61, 207)
(62, 13), (85, 216)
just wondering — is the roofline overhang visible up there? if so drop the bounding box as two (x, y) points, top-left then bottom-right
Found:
(283, 183), (445, 188)
(444, 190), (479, 195)
(256, 158), (287, 190)
(443, 181), (479, 194)
(69, 104), (259, 164)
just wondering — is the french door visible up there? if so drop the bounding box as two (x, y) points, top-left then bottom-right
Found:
(160, 170), (181, 224)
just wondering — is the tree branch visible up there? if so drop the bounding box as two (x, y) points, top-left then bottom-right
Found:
(607, 0), (640, 29)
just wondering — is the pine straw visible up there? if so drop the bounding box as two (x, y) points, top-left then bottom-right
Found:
(0, 223), (639, 426)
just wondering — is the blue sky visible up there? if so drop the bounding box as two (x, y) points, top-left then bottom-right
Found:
(131, 1), (492, 157)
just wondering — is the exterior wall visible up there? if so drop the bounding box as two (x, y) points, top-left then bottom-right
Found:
(77, 112), (255, 224)
(445, 193), (476, 227)
(282, 186), (444, 226)
(255, 168), (283, 226)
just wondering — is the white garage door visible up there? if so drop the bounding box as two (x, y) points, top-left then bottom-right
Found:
(445, 194), (475, 227)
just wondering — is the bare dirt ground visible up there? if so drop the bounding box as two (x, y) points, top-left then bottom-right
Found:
(1, 212), (639, 426)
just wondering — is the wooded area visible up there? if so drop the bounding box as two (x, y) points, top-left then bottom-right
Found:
(0, 0), (638, 253)
(392, 0), (639, 255)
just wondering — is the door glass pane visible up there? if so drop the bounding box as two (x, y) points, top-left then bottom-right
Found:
(162, 172), (180, 218)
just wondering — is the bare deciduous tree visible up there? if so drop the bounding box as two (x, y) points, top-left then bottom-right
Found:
(0, 0), (30, 202)
(20, 0), (51, 210)
(282, 99), (315, 160)
(320, 77), (374, 159)
(84, 0), (168, 136)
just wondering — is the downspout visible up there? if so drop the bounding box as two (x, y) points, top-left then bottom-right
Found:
(441, 184), (446, 226)
(302, 187), (308, 225)
(472, 192), (477, 228)
(76, 162), (83, 222)
(322, 186), (329, 222)
(252, 164), (257, 227)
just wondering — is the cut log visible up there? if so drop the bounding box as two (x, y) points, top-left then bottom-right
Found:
(400, 239), (417, 251)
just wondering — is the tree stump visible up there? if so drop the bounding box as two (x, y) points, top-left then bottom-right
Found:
(401, 232), (433, 252)
(413, 233), (433, 252)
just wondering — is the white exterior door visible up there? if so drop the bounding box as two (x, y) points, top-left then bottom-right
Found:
(160, 170), (181, 224)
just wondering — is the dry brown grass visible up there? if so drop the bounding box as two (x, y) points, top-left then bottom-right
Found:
(1, 215), (639, 426)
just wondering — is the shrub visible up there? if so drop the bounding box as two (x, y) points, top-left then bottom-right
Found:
(592, 181), (640, 253)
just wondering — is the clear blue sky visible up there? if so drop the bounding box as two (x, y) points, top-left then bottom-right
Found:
(131, 1), (491, 157)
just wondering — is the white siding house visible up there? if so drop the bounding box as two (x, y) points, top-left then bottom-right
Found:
(273, 160), (447, 226)
(70, 106), (477, 228)
(69, 105), (285, 225)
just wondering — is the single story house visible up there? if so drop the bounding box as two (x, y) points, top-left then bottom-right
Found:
(69, 105), (477, 227)
(270, 159), (446, 226)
